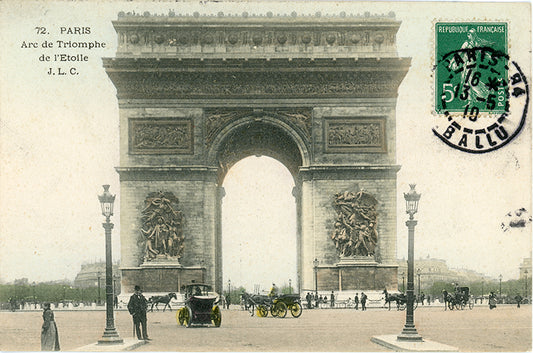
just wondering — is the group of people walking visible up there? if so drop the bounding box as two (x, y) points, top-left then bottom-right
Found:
(304, 291), (367, 310)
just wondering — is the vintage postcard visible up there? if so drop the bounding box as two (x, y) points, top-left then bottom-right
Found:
(0, 1), (531, 351)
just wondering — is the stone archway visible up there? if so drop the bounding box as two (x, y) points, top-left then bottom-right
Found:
(105, 11), (410, 294)
(209, 114), (309, 292)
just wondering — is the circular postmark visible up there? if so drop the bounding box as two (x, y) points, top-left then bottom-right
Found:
(433, 46), (529, 153)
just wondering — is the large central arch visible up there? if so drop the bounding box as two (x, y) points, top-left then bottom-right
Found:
(211, 115), (308, 291)
(105, 11), (410, 294)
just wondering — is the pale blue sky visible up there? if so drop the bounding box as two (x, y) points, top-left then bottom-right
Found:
(0, 1), (530, 287)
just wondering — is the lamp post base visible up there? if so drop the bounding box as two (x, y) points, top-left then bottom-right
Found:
(97, 328), (124, 345)
(397, 326), (423, 342)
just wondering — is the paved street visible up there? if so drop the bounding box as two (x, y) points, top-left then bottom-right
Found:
(0, 305), (530, 352)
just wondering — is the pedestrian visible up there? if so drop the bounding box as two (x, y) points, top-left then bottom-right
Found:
(427, 294), (431, 305)
(330, 291), (335, 308)
(442, 289), (448, 311)
(41, 302), (60, 351)
(226, 293), (231, 309)
(128, 285), (150, 341)
(515, 294), (523, 308)
(361, 292), (367, 311)
(306, 292), (311, 309)
(488, 291), (497, 310)
(354, 293), (359, 310)
(114, 295), (119, 309)
(420, 292), (425, 305)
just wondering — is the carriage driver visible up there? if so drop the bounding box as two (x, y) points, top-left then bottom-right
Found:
(128, 285), (151, 341)
(269, 283), (279, 297)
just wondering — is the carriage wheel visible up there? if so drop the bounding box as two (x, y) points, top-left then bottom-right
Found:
(257, 305), (268, 317)
(273, 302), (287, 318)
(455, 303), (461, 310)
(469, 300), (474, 310)
(398, 302), (406, 311)
(176, 308), (185, 325)
(185, 307), (193, 327)
(270, 304), (278, 317)
(179, 307), (192, 327)
(448, 301), (454, 310)
(460, 302), (466, 310)
(290, 303), (302, 318)
(211, 305), (222, 327)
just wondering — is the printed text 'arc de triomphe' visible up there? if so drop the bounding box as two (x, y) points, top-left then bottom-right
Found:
(102, 11), (411, 294)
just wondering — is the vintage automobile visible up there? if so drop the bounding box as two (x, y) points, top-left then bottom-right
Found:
(176, 283), (221, 327)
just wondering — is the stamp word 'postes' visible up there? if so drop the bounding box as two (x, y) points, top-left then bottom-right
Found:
(433, 22), (528, 153)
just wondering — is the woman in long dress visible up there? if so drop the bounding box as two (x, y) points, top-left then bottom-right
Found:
(41, 302), (60, 351)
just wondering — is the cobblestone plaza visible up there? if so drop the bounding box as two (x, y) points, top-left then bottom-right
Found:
(1, 305), (530, 351)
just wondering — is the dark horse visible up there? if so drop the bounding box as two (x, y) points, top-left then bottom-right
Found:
(149, 293), (177, 312)
(241, 292), (271, 316)
(383, 290), (406, 311)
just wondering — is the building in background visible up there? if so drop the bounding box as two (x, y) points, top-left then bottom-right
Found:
(73, 262), (121, 295)
(519, 257), (532, 279)
(397, 256), (490, 291)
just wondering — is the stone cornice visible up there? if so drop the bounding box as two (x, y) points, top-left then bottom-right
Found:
(112, 12), (402, 58)
(116, 166), (218, 181)
(299, 164), (401, 180)
(103, 57), (411, 99)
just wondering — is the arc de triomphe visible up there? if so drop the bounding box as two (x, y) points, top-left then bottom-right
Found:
(103, 11), (410, 294)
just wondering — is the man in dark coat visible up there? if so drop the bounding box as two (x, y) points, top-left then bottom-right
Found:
(128, 285), (150, 341)
(361, 292), (367, 311)
(515, 294), (523, 308)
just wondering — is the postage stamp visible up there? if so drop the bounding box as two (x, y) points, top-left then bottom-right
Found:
(435, 22), (508, 115)
(433, 22), (529, 153)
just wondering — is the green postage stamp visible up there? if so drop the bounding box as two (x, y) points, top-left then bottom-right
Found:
(435, 22), (508, 115)
(433, 21), (528, 153)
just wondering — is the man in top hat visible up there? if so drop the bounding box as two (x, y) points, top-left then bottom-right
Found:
(127, 285), (150, 341)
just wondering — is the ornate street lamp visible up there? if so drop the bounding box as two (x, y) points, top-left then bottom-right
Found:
(313, 258), (319, 298)
(417, 268), (421, 299)
(97, 185), (123, 344)
(397, 184), (422, 342)
(227, 279), (231, 305)
(525, 270), (528, 300)
(499, 274), (503, 300)
(97, 271), (102, 305)
(289, 279), (292, 294)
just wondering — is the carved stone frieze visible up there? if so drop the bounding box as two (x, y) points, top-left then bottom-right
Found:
(109, 69), (405, 99)
(129, 119), (193, 154)
(116, 28), (398, 52)
(112, 12), (401, 57)
(324, 118), (386, 153)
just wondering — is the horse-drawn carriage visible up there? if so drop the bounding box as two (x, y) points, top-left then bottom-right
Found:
(447, 286), (474, 310)
(383, 290), (418, 311)
(176, 284), (221, 327)
(148, 293), (177, 312)
(242, 292), (303, 318)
